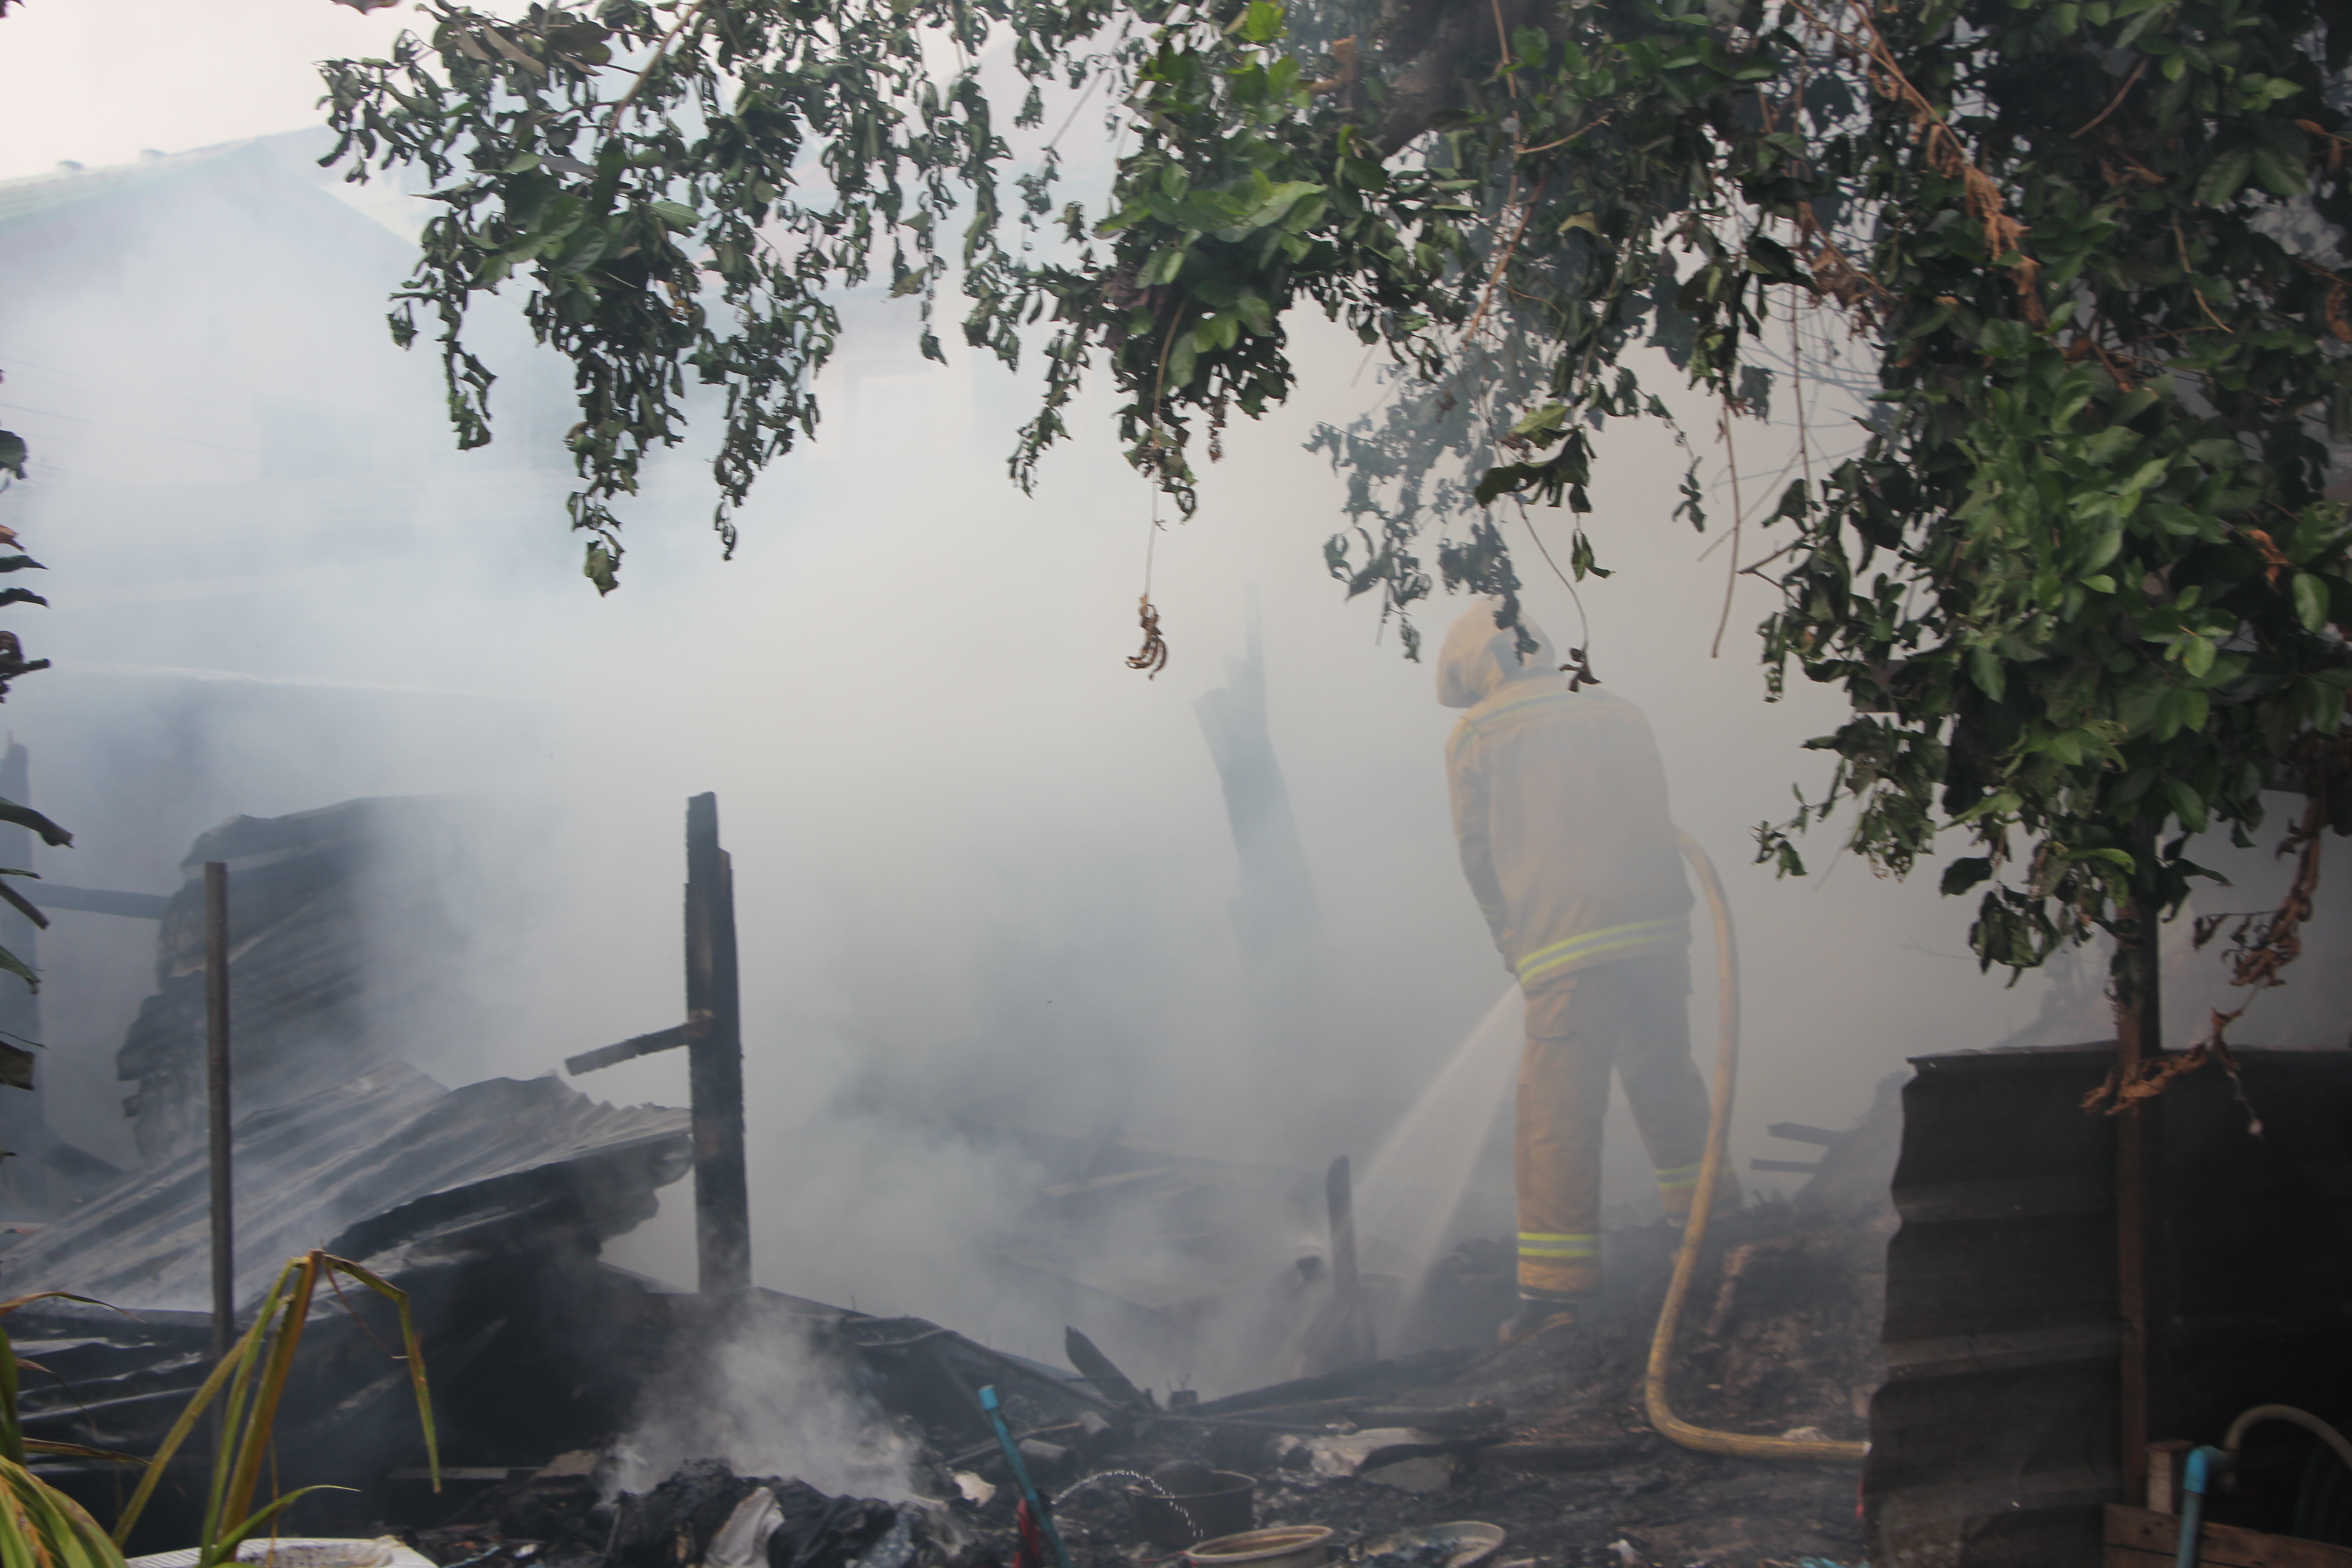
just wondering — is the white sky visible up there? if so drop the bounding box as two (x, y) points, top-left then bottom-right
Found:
(0, 0), (422, 182)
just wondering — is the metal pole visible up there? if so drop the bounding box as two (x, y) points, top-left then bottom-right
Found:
(684, 794), (750, 1294)
(205, 861), (233, 1363)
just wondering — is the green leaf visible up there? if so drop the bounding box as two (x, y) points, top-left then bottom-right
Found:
(1213, 180), (1323, 239)
(2195, 148), (2253, 205)
(583, 543), (618, 597)
(1232, 0), (1284, 42)
(1510, 403), (1568, 439)
(2293, 572), (2330, 632)
(1969, 644), (2006, 701)
(2181, 636), (2216, 678)
(1979, 319), (2032, 357)
(1166, 332), (1199, 389)
(2166, 777), (2207, 831)
(203, 1487), (351, 1568)
(0, 881), (45, 935)
(1940, 857), (1994, 896)
(647, 200), (700, 231)
(2250, 143), (2309, 198)
(0, 802), (68, 850)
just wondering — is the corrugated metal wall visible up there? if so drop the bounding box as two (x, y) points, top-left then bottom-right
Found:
(1864, 1045), (2352, 1568)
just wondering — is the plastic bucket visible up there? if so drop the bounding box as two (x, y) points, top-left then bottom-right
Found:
(1125, 1470), (1255, 1548)
(1181, 1525), (1333, 1568)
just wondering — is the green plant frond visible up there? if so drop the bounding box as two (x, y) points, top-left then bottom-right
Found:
(0, 804), (69, 851)
(0, 1458), (127, 1568)
(316, 1257), (439, 1489)
(199, 1488), (352, 1568)
(108, 1253), (441, 1558)
(16, 1444), (143, 1468)
(0, 1296), (111, 1468)
(111, 1261), (294, 1548)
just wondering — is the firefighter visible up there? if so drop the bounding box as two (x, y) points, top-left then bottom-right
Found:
(1437, 598), (1733, 1345)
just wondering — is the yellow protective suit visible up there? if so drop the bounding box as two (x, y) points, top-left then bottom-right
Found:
(1439, 600), (1727, 1299)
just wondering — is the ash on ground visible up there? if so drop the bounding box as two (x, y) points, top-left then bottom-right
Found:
(387, 1172), (1885, 1568)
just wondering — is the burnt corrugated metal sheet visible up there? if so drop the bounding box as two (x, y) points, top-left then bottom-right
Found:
(1866, 1045), (2352, 1568)
(1867, 1046), (2119, 1568)
(0, 1061), (690, 1308)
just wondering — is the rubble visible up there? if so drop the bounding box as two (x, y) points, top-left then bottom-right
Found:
(0, 794), (1894, 1568)
(0, 1063), (690, 1307)
(6, 1119), (1886, 1568)
(327, 1129), (1886, 1568)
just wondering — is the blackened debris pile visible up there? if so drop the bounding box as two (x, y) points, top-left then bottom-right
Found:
(417, 1461), (985, 1568)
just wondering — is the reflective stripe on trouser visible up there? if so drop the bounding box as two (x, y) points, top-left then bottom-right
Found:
(1514, 952), (1730, 1297)
(1650, 1158), (1738, 1220)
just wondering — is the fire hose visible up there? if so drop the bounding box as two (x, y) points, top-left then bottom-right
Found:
(1639, 833), (1869, 1464)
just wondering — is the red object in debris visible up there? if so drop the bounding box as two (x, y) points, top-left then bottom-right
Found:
(1016, 1499), (1049, 1568)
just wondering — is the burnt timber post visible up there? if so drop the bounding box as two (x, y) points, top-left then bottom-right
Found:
(561, 794), (751, 1295)
(0, 742), (41, 1098)
(204, 861), (234, 1362)
(686, 793), (750, 1295)
(1327, 1154), (1372, 1366)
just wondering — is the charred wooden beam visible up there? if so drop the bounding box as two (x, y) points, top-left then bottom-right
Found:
(1064, 1326), (1149, 1411)
(25, 885), (170, 919)
(0, 742), (38, 1091)
(686, 793), (750, 1296)
(564, 1014), (710, 1076)
(204, 861), (233, 1366)
(1327, 1154), (1372, 1366)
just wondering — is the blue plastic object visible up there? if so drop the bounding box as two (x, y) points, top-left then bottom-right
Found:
(979, 1385), (1076, 1568)
(2175, 1445), (2227, 1568)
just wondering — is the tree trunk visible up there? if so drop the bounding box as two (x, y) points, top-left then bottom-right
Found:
(2111, 870), (2164, 1505)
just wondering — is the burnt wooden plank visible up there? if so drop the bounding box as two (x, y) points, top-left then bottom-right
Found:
(564, 1016), (707, 1076)
(204, 862), (231, 1365)
(685, 793), (749, 1295)
(2107, 1504), (2352, 1568)
(27, 884), (169, 919)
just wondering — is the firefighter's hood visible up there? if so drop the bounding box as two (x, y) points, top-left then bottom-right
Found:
(1437, 598), (1558, 708)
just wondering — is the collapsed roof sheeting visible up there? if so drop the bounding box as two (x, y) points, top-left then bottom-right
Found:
(0, 1062), (689, 1310)
(118, 796), (514, 1162)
